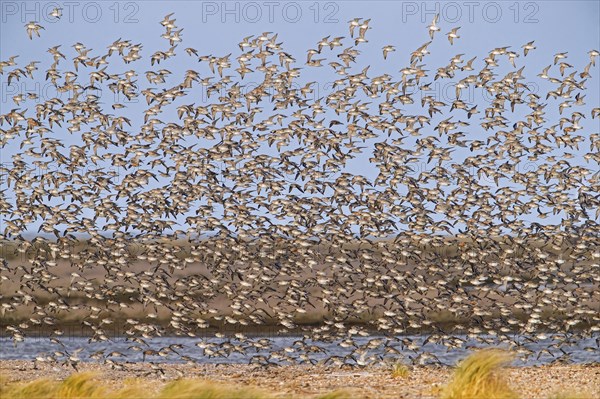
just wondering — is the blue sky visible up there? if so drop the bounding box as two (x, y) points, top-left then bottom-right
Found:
(2, 1), (598, 63)
(2, 0), (598, 142)
(1, 1), (599, 236)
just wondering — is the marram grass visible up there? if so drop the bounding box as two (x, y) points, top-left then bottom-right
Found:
(441, 349), (517, 399)
(0, 374), (352, 399)
(0, 358), (592, 399)
(390, 363), (411, 379)
(157, 379), (267, 399)
(55, 372), (109, 398)
(314, 391), (352, 399)
(0, 373), (272, 399)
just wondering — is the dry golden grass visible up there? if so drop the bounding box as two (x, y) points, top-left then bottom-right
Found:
(441, 349), (517, 399)
(390, 363), (410, 379)
(157, 379), (270, 399)
(314, 391), (352, 399)
(0, 357), (595, 399)
(0, 373), (273, 399)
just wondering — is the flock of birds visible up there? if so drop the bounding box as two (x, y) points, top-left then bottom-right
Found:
(1, 11), (599, 372)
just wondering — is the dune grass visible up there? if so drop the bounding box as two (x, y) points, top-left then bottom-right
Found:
(390, 363), (410, 379)
(0, 373), (353, 399)
(157, 379), (269, 399)
(0, 355), (594, 399)
(441, 349), (517, 399)
(314, 392), (352, 399)
(0, 372), (273, 399)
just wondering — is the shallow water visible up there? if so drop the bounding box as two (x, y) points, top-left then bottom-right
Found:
(1, 334), (598, 366)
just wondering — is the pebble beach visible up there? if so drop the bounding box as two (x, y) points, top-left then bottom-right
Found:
(1, 360), (599, 398)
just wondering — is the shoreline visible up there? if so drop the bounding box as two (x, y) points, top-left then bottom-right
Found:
(2, 361), (599, 399)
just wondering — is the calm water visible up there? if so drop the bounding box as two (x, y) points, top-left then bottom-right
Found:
(1, 335), (598, 366)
